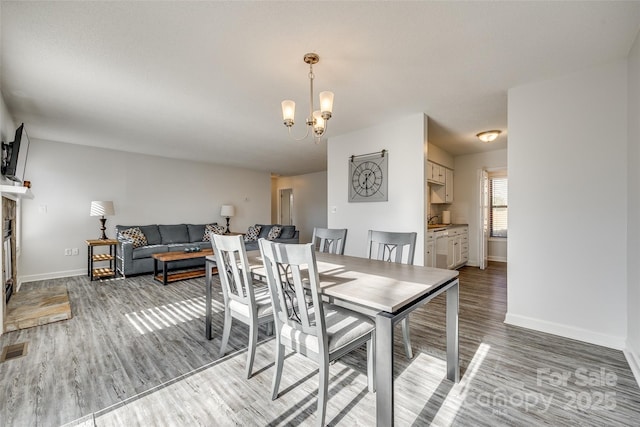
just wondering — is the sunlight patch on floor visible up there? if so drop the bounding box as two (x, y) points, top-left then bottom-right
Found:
(431, 342), (491, 426)
(125, 295), (224, 334)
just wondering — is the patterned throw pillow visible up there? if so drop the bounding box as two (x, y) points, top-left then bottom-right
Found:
(203, 224), (226, 241)
(118, 227), (148, 249)
(244, 225), (262, 242)
(267, 225), (282, 240)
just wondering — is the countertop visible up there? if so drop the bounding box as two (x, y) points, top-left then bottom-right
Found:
(427, 223), (468, 232)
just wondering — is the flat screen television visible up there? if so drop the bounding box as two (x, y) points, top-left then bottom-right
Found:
(1, 123), (29, 183)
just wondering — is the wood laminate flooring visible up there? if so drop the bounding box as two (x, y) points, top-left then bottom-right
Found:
(0, 263), (638, 426)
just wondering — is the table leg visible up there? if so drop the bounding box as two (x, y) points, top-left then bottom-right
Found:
(89, 246), (94, 281)
(446, 279), (460, 383)
(375, 312), (394, 426)
(206, 258), (213, 340)
(162, 261), (168, 286)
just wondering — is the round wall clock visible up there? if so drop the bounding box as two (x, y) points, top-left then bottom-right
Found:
(349, 150), (388, 202)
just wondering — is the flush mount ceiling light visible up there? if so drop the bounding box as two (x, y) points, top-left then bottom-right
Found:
(281, 53), (334, 144)
(476, 130), (502, 143)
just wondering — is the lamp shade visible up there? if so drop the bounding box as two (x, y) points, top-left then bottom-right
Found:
(220, 205), (235, 217)
(90, 201), (115, 217)
(313, 111), (325, 134)
(281, 100), (295, 122)
(319, 91), (334, 114)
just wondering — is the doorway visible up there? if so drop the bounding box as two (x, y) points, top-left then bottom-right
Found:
(479, 168), (508, 269)
(279, 188), (293, 225)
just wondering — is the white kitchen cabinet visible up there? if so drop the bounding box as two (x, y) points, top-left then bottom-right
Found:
(431, 165), (454, 204)
(446, 226), (468, 269)
(426, 161), (445, 185)
(426, 231), (435, 267)
(445, 168), (454, 203)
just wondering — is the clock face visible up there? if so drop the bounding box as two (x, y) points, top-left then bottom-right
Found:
(349, 152), (388, 202)
(352, 161), (383, 197)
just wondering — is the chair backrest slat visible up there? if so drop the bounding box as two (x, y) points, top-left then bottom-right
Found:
(312, 227), (348, 255)
(366, 230), (417, 265)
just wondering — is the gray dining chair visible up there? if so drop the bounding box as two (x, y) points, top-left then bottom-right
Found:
(311, 227), (348, 255)
(211, 234), (273, 379)
(366, 230), (417, 359)
(258, 240), (375, 427)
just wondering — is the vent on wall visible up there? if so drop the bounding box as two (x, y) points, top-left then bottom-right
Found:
(0, 342), (28, 362)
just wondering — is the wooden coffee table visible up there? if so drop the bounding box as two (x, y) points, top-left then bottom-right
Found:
(151, 248), (216, 285)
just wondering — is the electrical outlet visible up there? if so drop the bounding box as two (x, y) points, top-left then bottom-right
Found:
(64, 248), (71, 256)
(72, 248), (79, 256)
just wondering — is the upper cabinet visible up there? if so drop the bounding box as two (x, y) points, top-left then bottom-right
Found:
(426, 161), (445, 185)
(445, 168), (454, 203)
(429, 161), (454, 204)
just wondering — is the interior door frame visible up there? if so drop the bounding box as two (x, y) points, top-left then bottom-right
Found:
(279, 188), (293, 226)
(478, 169), (489, 270)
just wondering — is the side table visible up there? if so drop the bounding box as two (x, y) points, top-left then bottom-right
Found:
(86, 239), (119, 281)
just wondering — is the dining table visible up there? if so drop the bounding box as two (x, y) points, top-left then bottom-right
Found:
(205, 250), (460, 426)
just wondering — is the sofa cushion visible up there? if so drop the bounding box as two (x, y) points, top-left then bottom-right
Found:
(187, 224), (205, 243)
(118, 227), (148, 248)
(244, 225), (262, 242)
(280, 225), (296, 239)
(203, 224), (226, 241)
(132, 245), (168, 259)
(267, 225), (282, 240)
(256, 224), (272, 239)
(117, 224), (161, 245)
(159, 224), (189, 244)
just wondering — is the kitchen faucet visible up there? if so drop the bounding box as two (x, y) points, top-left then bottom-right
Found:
(427, 215), (439, 224)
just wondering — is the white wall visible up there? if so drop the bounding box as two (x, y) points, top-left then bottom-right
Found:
(451, 149), (507, 266)
(274, 171), (327, 243)
(19, 139), (271, 282)
(327, 113), (427, 264)
(626, 30), (640, 382)
(427, 143), (454, 169)
(507, 60), (628, 349)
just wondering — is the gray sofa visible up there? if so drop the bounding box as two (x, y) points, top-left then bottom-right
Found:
(243, 224), (299, 251)
(115, 223), (215, 276)
(115, 223), (299, 276)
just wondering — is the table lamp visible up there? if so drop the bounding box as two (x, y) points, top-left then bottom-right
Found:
(90, 200), (115, 240)
(220, 205), (235, 234)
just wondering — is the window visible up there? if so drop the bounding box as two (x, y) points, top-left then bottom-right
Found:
(490, 177), (508, 238)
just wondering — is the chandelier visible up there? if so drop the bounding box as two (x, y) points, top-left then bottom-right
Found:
(281, 53), (334, 143)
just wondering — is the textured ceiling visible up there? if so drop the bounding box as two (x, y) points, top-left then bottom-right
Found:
(1, 1), (639, 175)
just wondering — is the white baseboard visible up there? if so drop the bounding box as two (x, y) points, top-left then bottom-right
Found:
(19, 269), (85, 288)
(624, 345), (640, 388)
(488, 256), (507, 262)
(505, 312), (626, 350)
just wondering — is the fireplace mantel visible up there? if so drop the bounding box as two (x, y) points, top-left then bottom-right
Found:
(0, 185), (33, 200)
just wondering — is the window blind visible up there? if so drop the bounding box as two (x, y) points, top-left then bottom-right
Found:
(490, 177), (508, 238)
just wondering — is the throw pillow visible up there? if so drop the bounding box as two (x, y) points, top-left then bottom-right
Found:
(203, 224), (226, 241)
(244, 225), (262, 242)
(267, 225), (282, 240)
(118, 227), (148, 249)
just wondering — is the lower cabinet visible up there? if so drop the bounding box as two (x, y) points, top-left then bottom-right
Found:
(426, 232), (435, 267)
(446, 226), (468, 269)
